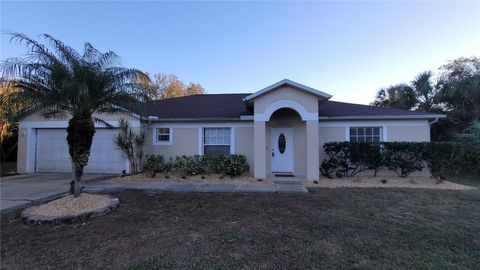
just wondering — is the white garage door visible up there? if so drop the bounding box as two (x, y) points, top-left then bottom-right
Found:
(35, 129), (127, 173)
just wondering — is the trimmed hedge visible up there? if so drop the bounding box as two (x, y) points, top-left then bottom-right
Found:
(320, 141), (480, 179)
(144, 154), (249, 177)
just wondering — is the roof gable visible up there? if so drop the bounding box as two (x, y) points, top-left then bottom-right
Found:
(243, 79), (332, 102)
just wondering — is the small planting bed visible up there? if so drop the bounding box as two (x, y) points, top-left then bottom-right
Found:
(105, 172), (272, 184)
(22, 193), (119, 224)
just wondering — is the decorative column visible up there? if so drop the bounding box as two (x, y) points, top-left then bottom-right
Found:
(254, 121), (267, 180)
(306, 120), (320, 181)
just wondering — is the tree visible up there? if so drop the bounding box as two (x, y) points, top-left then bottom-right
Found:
(138, 72), (205, 100)
(373, 83), (417, 110)
(0, 80), (31, 163)
(114, 119), (145, 174)
(435, 57), (480, 133)
(411, 71), (437, 112)
(1, 33), (149, 196)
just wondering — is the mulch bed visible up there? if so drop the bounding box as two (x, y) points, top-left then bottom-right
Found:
(1, 188), (480, 269)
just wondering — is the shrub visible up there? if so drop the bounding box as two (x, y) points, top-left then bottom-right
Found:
(423, 142), (461, 179)
(223, 155), (250, 176)
(143, 155), (172, 176)
(207, 154), (249, 176)
(383, 142), (424, 178)
(356, 142), (384, 177)
(320, 142), (365, 178)
(320, 141), (479, 179)
(174, 155), (206, 176)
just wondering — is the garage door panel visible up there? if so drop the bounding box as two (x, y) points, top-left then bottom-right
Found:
(35, 129), (126, 173)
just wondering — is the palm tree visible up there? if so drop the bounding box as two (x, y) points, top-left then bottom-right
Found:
(412, 71), (437, 112)
(373, 83), (416, 110)
(1, 33), (149, 196)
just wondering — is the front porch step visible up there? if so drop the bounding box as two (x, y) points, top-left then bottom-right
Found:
(274, 182), (309, 194)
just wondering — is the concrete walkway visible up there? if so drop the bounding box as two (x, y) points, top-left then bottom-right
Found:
(1, 173), (114, 212)
(83, 180), (309, 194)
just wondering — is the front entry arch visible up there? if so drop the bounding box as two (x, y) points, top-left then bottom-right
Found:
(254, 100), (318, 122)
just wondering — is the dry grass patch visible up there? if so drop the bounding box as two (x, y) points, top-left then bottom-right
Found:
(306, 176), (475, 190)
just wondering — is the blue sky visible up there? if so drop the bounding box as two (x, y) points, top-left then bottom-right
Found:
(1, 1), (479, 104)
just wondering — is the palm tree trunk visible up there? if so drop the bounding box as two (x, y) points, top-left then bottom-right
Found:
(66, 117), (95, 197)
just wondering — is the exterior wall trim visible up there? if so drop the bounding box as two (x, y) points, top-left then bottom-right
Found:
(244, 79), (332, 101)
(19, 120), (141, 128)
(319, 120), (429, 127)
(318, 114), (446, 120)
(152, 127), (174, 145)
(254, 100), (318, 121)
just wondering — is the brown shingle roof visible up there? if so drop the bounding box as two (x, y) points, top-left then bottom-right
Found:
(318, 100), (433, 117)
(142, 94), (439, 119)
(144, 94), (251, 119)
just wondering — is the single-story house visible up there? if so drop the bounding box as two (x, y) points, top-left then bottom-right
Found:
(17, 79), (445, 181)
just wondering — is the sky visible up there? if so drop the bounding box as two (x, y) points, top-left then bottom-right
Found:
(1, 1), (479, 104)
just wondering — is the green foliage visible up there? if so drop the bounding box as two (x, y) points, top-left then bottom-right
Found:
(323, 142), (364, 178)
(114, 119), (145, 174)
(143, 154), (249, 177)
(383, 142), (425, 178)
(423, 142), (463, 179)
(144, 155), (172, 174)
(372, 56), (480, 141)
(206, 154), (249, 176)
(321, 141), (480, 179)
(174, 155), (206, 176)
(355, 142), (384, 177)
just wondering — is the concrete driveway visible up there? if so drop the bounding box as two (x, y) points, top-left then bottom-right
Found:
(0, 173), (114, 212)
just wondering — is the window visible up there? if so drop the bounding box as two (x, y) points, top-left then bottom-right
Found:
(156, 128), (171, 144)
(349, 127), (381, 142)
(203, 127), (231, 155)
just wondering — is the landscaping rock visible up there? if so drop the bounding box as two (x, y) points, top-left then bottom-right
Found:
(21, 194), (119, 224)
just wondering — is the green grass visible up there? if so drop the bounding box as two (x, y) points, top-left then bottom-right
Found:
(2, 188), (480, 269)
(446, 175), (480, 187)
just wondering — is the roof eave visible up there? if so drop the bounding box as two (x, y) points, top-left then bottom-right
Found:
(318, 114), (447, 120)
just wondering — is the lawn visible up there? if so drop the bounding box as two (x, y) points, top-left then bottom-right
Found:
(1, 187), (480, 269)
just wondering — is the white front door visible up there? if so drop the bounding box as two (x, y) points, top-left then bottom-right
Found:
(271, 127), (294, 173)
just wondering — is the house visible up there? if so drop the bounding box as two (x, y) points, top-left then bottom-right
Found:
(17, 79), (445, 180)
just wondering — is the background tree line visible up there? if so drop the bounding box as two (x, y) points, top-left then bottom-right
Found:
(372, 56), (480, 141)
(134, 73), (205, 101)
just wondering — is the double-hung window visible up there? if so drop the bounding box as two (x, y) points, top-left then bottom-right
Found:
(203, 127), (231, 155)
(155, 128), (172, 144)
(349, 127), (382, 142)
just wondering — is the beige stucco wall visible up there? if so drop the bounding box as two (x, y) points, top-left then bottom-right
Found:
(143, 125), (255, 172)
(387, 126), (430, 142)
(235, 127), (255, 172)
(144, 127), (199, 158)
(319, 126), (345, 162)
(16, 128), (28, 173)
(254, 86), (319, 114)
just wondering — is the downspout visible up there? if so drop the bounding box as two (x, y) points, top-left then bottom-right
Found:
(428, 117), (439, 126)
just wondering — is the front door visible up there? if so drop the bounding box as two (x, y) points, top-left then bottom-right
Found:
(271, 127), (294, 173)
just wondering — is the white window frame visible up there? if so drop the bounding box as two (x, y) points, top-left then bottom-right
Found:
(347, 126), (383, 143)
(153, 127), (173, 145)
(201, 127), (234, 155)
